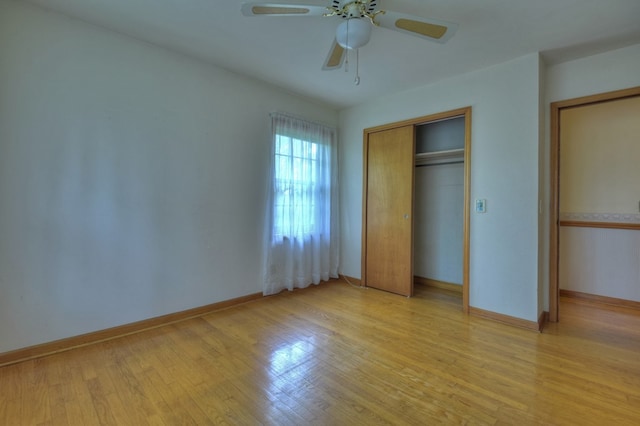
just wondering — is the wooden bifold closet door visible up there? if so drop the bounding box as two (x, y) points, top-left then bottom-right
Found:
(362, 125), (415, 296)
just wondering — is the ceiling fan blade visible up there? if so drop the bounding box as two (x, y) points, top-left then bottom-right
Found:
(322, 39), (345, 70)
(241, 2), (328, 17)
(376, 11), (458, 43)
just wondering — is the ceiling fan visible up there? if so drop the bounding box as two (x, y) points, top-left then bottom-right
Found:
(241, 1), (458, 83)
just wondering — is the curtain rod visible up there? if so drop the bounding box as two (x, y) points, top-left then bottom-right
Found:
(270, 111), (337, 131)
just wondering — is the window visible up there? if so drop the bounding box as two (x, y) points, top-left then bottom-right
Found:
(273, 134), (319, 239)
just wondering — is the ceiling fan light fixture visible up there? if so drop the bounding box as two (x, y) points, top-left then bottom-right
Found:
(336, 18), (371, 49)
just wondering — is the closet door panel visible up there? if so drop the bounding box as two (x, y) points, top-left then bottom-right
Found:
(364, 125), (414, 296)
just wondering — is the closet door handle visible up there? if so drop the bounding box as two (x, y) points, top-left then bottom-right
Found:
(403, 214), (410, 220)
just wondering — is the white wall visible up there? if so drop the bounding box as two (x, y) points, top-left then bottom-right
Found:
(339, 54), (543, 322)
(560, 228), (640, 302)
(0, 0), (337, 353)
(537, 57), (547, 321)
(546, 44), (640, 103)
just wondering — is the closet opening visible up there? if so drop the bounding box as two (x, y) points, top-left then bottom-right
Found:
(414, 116), (465, 305)
(361, 107), (471, 311)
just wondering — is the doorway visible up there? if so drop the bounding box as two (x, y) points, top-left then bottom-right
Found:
(549, 86), (640, 322)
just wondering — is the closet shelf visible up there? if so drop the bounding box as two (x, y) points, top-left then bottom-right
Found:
(415, 148), (464, 166)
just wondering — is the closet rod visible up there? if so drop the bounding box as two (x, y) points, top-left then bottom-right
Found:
(415, 160), (464, 168)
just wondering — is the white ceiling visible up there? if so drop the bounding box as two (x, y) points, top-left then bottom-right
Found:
(25, 0), (640, 109)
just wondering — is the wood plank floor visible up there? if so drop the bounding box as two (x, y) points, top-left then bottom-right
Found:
(1, 280), (639, 425)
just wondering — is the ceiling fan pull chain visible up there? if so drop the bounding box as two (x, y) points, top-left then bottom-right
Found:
(344, 18), (350, 72)
(354, 48), (361, 85)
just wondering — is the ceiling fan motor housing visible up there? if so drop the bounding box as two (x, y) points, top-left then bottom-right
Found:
(336, 18), (371, 49)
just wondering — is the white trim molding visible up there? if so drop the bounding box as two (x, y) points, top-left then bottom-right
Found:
(560, 212), (640, 224)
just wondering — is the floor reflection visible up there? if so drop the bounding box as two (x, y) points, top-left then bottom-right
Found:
(269, 337), (316, 376)
(265, 337), (324, 420)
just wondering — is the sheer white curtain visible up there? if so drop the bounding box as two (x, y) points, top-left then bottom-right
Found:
(263, 112), (339, 295)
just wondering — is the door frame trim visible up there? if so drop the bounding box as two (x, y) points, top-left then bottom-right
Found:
(549, 86), (640, 322)
(362, 107), (471, 311)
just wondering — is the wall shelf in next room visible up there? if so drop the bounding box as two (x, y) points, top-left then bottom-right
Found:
(415, 148), (464, 166)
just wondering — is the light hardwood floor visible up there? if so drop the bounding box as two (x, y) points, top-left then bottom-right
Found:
(1, 280), (639, 425)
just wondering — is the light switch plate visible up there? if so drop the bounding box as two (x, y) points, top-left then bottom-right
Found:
(475, 198), (486, 213)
